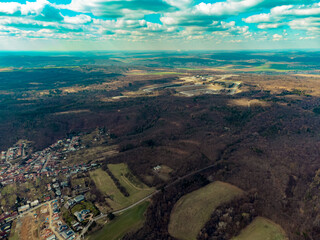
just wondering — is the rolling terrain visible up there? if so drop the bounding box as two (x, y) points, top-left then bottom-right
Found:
(1, 51), (320, 240)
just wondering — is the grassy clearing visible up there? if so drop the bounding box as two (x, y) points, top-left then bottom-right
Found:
(108, 163), (152, 191)
(65, 144), (118, 165)
(89, 202), (149, 240)
(168, 181), (244, 240)
(232, 217), (288, 240)
(90, 165), (155, 211)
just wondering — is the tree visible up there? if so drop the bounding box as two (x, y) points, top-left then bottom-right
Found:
(107, 213), (115, 220)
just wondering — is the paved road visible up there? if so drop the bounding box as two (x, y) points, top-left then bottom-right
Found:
(79, 162), (220, 239)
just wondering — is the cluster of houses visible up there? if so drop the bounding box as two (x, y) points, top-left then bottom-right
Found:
(0, 141), (28, 164)
(64, 195), (85, 209)
(0, 136), (82, 186)
(55, 218), (76, 240)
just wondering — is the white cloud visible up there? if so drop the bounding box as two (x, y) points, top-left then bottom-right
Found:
(289, 17), (320, 32)
(258, 23), (283, 29)
(299, 36), (316, 39)
(244, 13), (271, 23)
(273, 33), (283, 41)
(0, 0), (63, 21)
(64, 14), (92, 24)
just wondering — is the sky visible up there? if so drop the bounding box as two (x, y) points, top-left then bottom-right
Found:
(0, 0), (319, 51)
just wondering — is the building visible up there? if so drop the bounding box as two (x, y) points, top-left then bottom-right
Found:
(18, 205), (30, 214)
(64, 199), (75, 209)
(30, 200), (39, 207)
(74, 209), (90, 222)
(61, 230), (74, 239)
(74, 195), (85, 203)
(46, 234), (56, 240)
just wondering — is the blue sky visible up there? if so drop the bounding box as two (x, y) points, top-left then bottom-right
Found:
(0, 0), (319, 51)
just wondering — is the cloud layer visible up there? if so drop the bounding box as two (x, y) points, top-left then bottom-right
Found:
(0, 0), (319, 50)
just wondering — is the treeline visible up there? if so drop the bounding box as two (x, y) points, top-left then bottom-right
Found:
(198, 191), (257, 240)
(103, 165), (130, 197)
(123, 173), (210, 240)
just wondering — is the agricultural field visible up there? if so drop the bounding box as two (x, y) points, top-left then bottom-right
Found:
(89, 202), (149, 240)
(168, 181), (244, 240)
(90, 165), (155, 211)
(232, 217), (288, 240)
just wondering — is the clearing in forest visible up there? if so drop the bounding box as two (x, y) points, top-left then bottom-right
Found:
(231, 217), (288, 240)
(90, 164), (155, 211)
(168, 181), (244, 240)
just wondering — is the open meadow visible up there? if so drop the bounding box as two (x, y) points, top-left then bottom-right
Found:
(89, 202), (149, 240)
(90, 164), (155, 211)
(168, 181), (244, 240)
(232, 217), (288, 240)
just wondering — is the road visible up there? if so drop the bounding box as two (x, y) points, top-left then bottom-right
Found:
(48, 201), (64, 240)
(15, 200), (56, 220)
(5, 154), (12, 169)
(79, 161), (221, 239)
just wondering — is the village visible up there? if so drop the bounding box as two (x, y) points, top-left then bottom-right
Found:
(0, 135), (102, 240)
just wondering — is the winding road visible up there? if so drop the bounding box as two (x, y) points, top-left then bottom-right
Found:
(78, 161), (222, 239)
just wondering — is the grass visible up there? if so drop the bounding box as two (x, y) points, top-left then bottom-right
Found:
(62, 207), (76, 226)
(66, 144), (118, 165)
(90, 165), (155, 211)
(168, 181), (244, 240)
(88, 202), (149, 240)
(232, 217), (288, 240)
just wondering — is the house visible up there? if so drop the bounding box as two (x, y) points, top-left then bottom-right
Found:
(74, 195), (85, 203)
(18, 205), (30, 214)
(60, 230), (74, 239)
(46, 234), (56, 240)
(64, 199), (75, 209)
(74, 209), (90, 222)
(153, 165), (161, 171)
(30, 200), (39, 207)
(58, 225), (68, 232)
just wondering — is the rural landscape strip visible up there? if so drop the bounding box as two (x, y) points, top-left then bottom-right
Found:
(79, 147), (235, 239)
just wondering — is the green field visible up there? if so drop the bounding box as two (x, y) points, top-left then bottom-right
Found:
(90, 165), (155, 210)
(232, 217), (288, 240)
(168, 181), (244, 240)
(89, 202), (149, 240)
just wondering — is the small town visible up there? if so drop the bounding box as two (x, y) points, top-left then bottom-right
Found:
(0, 135), (102, 240)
